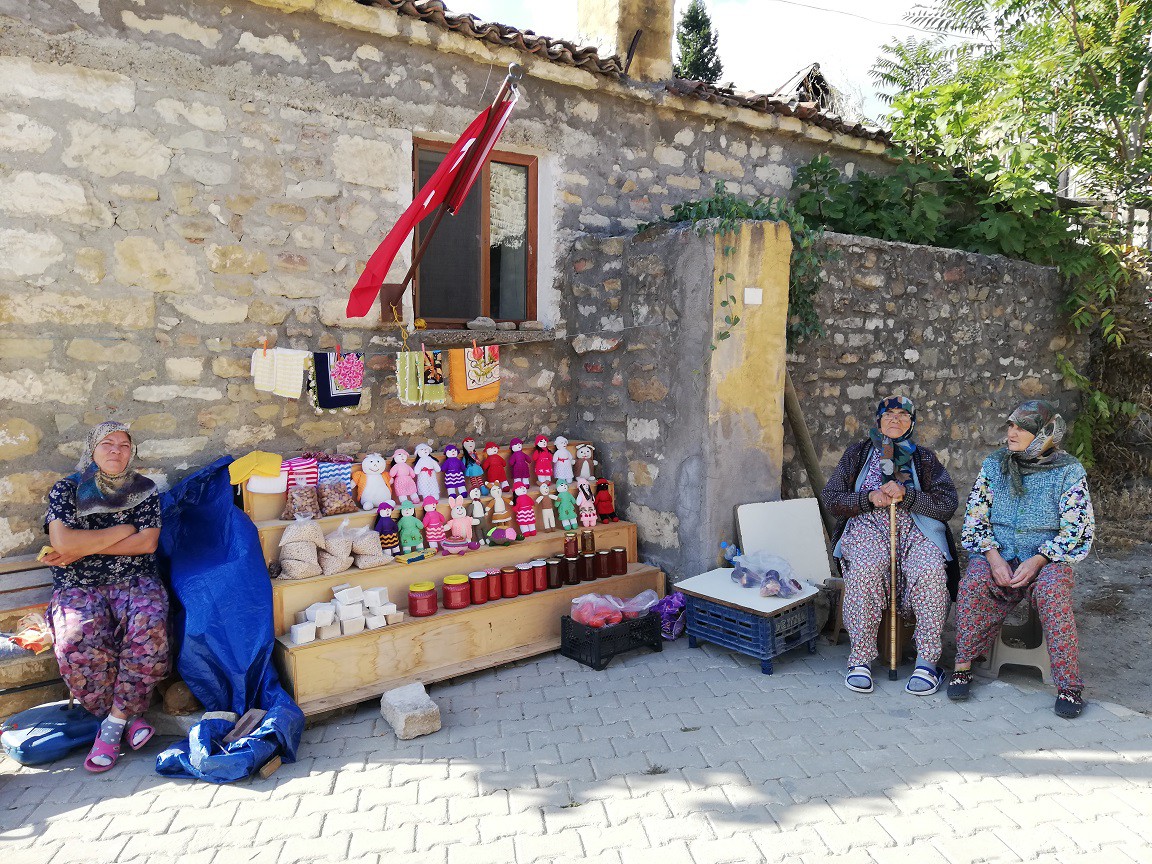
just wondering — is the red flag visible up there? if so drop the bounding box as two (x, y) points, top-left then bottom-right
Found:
(346, 96), (517, 319)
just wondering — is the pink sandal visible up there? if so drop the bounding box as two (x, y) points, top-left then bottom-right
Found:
(83, 736), (120, 773)
(125, 717), (155, 751)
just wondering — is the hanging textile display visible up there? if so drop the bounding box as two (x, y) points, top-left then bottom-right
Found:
(396, 351), (423, 406)
(309, 351), (365, 413)
(448, 345), (501, 404)
(421, 349), (446, 404)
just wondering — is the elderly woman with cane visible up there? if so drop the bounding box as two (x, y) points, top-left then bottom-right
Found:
(948, 400), (1094, 717)
(42, 422), (169, 771)
(821, 396), (960, 695)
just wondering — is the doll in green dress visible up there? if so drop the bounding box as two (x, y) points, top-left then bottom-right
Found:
(397, 499), (425, 553)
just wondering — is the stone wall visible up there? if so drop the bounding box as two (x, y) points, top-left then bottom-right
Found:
(0, 0), (889, 556)
(782, 232), (1085, 517)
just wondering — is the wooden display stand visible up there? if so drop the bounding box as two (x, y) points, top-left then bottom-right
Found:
(258, 515), (662, 716)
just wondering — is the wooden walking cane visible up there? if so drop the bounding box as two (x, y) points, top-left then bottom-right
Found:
(888, 501), (899, 680)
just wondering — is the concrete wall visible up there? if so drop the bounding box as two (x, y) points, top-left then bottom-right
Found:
(782, 232), (1084, 524)
(0, 0), (890, 556)
(564, 221), (792, 580)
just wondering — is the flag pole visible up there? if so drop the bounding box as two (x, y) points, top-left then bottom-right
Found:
(381, 63), (524, 319)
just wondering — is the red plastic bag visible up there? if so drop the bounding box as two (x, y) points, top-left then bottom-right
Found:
(570, 593), (623, 628)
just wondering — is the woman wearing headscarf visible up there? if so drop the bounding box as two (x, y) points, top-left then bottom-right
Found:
(949, 399), (1094, 718)
(42, 422), (169, 771)
(820, 396), (960, 695)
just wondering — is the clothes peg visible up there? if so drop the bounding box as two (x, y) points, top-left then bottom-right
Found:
(262, 337), (268, 357)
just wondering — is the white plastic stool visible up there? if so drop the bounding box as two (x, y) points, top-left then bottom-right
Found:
(974, 603), (1054, 685)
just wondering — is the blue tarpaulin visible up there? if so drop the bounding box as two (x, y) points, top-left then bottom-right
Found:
(154, 457), (304, 783)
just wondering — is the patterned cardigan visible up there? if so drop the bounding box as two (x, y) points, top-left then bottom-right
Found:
(819, 438), (962, 596)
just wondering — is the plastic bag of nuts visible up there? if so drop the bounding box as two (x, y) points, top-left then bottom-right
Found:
(317, 481), (358, 516)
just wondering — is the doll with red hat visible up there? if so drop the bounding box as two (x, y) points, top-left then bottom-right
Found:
(481, 441), (509, 493)
(531, 434), (553, 484)
(594, 479), (619, 523)
(421, 496), (446, 551)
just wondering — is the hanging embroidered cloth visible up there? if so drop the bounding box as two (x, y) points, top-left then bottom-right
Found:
(448, 345), (501, 404)
(310, 351), (365, 411)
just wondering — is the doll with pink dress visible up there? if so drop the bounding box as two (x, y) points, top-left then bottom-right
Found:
(421, 496), (446, 550)
(389, 448), (420, 503)
(512, 482), (537, 537)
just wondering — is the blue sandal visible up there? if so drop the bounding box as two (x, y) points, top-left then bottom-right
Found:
(905, 664), (944, 696)
(845, 664), (874, 693)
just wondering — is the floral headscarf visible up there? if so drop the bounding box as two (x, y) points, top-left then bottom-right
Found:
(997, 399), (1076, 495)
(869, 395), (917, 485)
(68, 421), (156, 517)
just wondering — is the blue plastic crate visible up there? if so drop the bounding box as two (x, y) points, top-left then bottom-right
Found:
(685, 594), (818, 674)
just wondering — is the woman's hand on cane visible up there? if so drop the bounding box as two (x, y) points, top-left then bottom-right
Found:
(880, 481), (906, 503)
(868, 489), (893, 508)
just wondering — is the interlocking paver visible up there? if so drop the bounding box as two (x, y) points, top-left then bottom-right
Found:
(3, 638), (1151, 864)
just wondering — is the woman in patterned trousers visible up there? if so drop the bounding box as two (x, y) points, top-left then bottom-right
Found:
(949, 400), (1094, 718)
(821, 397), (960, 696)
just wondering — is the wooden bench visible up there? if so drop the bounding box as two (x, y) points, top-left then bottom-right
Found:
(0, 554), (65, 720)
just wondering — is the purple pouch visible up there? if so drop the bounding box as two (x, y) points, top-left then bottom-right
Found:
(655, 591), (686, 641)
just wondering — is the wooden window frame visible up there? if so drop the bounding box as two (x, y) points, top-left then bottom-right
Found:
(412, 139), (538, 327)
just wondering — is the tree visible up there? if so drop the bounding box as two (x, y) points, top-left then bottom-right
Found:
(673, 0), (723, 84)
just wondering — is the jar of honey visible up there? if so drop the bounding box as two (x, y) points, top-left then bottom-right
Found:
(546, 558), (563, 590)
(577, 553), (594, 582)
(563, 533), (578, 557)
(580, 529), (596, 554)
(501, 566), (519, 598)
(408, 582), (438, 617)
(443, 575), (470, 610)
(595, 549), (611, 580)
(610, 546), (628, 576)
(563, 556), (580, 586)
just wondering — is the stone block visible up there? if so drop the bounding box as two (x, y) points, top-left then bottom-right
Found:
(0, 228), (64, 279)
(335, 601), (363, 621)
(135, 437), (209, 459)
(340, 616), (365, 636)
(0, 419), (42, 461)
(0, 110), (55, 153)
(0, 369), (94, 405)
(154, 98), (227, 132)
(63, 120), (171, 178)
(333, 585), (364, 604)
(305, 603), (335, 626)
(290, 621), (317, 645)
(171, 296), (249, 324)
(379, 683), (442, 740)
(114, 237), (200, 294)
(362, 587), (389, 607)
(316, 622), (341, 640)
(0, 471), (57, 505)
(333, 134), (403, 188)
(0, 56), (135, 113)
(365, 614), (387, 630)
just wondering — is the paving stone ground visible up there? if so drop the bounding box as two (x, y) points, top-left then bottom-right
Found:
(3, 636), (1151, 864)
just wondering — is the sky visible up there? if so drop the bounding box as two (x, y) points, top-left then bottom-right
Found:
(449, 0), (937, 121)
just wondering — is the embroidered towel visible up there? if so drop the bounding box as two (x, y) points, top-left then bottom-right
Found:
(448, 345), (500, 404)
(272, 349), (311, 399)
(396, 351), (423, 406)
(312, 351), (364, 410)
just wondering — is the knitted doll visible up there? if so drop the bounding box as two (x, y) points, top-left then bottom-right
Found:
(441, 443), (466, 497)
(487, 488), (513, 534)
(507, 437), (531, 489)
(578, 494), (598, 528)
(421, 496), (446, 550)
(555, 479), (579, 531)
(414, 442), (442, 502)
(374, 500), (401, 555)
(352, 453), (392, 511)
(531, 434), (553, 484)
(512, 482), (537, 538)
(444, 496), (476, 551)
(389, 448), (420, 503)
(574, 442), (597, 484)
(481, 441), (509, 492)
(594, 479), (619, 523)
(536, 482), (557, 532)
(468, 487), (488, 546)
(553, 435), (575, 482)
(396, 499), (424, 552)
(462, 436), (487, 494)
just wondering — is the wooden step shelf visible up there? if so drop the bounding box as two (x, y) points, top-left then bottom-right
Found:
(265, 520), (637, 636)
(274, 563), (664, 716)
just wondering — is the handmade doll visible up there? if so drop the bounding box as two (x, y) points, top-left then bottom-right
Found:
(531, 434), (553, 484)
(552, 435), (575, 482)
(487, 488), (513, 535)
(512, 483), (537, 538)
(555, 479), (579, 531)
(481, 441), (509, 493)
(414, 442), (442, 501)
(578, 493), (598, 528)
(396, 499), (424, 552)
(507, 437), (531, 489)
(389, 448), (420, 503)
(574, 442), (597, 484)
(461, 436), (488, 495)
(594, 479), (619, 523)
(441, 443), (466, 497)
(352, 453), (392, 511)
(443, 496), (475, 553)
(421, 496), (446, 550)
(374, 500), (401, 555)
(536, 482), (557, 532)
(468, 487), (488, 546)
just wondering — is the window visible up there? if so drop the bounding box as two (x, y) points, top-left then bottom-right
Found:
(413, 140), (538, 325)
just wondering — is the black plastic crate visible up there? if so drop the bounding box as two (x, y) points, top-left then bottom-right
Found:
(560, 612), (662, 671)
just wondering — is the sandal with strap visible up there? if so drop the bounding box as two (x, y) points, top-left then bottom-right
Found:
(1055, 688), (1084, 719)
(83, 736), (121, 773)
(125, 717), (155, 751)
(845, 664), (874, 693)
(947, 670), (972, 701)
(905, 664), (944, 696)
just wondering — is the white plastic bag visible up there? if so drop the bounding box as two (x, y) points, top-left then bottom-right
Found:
(730, 550), (803, 597)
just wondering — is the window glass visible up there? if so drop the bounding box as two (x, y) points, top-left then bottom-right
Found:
(416, 150), (482, 321)
(489, 161), (529, 321)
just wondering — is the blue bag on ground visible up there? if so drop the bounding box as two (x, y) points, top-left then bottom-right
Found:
(154, 456), (304, 782)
